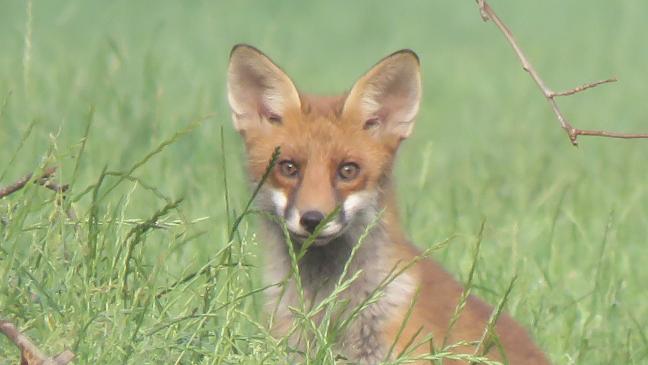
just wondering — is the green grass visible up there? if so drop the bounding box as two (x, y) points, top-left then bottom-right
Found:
(1, 0), (648, 363)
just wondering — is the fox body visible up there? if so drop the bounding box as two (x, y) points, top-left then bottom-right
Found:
(227, 45), (549, 364)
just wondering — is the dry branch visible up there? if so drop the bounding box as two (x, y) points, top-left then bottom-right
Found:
(0, 167), (68, 199)
(0, 319), (75, 365)
(475, 0), (648, 145)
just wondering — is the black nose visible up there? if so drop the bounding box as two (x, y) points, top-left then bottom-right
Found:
(300, 211), (324, 233)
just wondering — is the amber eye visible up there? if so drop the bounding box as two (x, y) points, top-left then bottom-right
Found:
(278, 160), (299, 178)
(338, 162), (360, 181)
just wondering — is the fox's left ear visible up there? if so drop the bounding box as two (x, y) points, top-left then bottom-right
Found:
(342, 50), (421, 140)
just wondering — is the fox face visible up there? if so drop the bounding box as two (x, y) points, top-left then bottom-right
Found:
(227, 45), (421, 245)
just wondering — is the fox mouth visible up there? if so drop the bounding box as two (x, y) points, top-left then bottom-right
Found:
(292, 233), (334, 240)
(289, 231), (340, 246)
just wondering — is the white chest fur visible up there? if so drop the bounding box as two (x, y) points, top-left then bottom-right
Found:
(261, 220), (416, 364)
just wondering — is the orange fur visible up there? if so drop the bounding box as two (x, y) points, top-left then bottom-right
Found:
(227, 44), (550, 364)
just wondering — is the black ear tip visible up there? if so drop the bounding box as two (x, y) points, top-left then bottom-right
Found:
(394, 49), (420, 64)
(230, 44), (264, 59)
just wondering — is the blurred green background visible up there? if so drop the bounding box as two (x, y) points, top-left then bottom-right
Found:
(1, 1), (647, 363)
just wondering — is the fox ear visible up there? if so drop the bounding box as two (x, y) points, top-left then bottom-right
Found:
(227, 45), (301, 133)
(343, 50), (421, 140)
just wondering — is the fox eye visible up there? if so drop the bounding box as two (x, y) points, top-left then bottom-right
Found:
(338, 162), (360, 181)
(278, 160), (299, 178)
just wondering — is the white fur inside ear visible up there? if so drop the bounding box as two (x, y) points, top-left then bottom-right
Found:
(360, 92), (382, 119)
(261, 88), (286, 117)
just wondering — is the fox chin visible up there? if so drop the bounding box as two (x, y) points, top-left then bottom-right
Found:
(226, 44), (551, 364)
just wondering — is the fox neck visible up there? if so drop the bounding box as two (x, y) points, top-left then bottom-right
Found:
(262, 180), (417, 362)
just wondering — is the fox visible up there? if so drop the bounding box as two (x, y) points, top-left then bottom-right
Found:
(226, 44), (550, 364)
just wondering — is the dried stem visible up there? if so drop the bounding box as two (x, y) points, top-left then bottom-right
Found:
(552, 78), (617, 97)
(0, 319), (75, 365)
(0, 167), (69, 199)
(475, 0), (648, 145)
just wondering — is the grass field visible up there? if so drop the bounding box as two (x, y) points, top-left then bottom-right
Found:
(1, 0), (648, 364)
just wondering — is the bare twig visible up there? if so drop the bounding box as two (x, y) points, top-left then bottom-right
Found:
(552, 78), (617, 97)
(0, 319), (75, 365)
(0, 167), (69, 199)
(475, 0), (648, 145)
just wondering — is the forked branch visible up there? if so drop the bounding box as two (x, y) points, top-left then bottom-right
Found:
(475, 0), (648, 145)
(0, 319), (75, 365)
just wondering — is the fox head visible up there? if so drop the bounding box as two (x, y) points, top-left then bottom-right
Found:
(227, 44), (421, 245)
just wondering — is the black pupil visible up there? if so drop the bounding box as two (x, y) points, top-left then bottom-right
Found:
(282, 162), (296, 176)
(341, 164), (355, 178)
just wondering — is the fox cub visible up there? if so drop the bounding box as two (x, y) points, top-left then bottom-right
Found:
(227, 44), (549, 364)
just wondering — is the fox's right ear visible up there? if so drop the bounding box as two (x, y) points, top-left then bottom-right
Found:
(227, 45), (301, 133)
